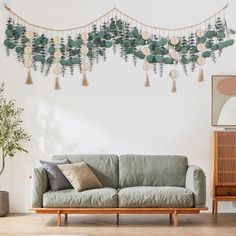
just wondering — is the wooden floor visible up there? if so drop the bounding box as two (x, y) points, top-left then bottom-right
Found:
(0, 213), (236, 236)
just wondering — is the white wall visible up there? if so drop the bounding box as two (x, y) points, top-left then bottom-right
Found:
(0, 0), (236, 212)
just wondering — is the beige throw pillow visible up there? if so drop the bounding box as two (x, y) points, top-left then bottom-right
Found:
(58, 162), (102, 191)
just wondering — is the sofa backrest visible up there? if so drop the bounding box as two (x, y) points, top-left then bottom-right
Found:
(119, 155), (188, 188)
(53, 154), (119, 188)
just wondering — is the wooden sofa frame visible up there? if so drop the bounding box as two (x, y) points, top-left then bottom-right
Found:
(30, 207), (208, 227)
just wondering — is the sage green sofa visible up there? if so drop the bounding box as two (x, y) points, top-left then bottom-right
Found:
(31, 154), (207, 226)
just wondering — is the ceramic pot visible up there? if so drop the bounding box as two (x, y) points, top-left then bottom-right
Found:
(0, 191), (9, 217)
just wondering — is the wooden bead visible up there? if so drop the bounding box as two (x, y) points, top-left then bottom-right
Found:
(197, 43), (206, 52)
(53, 65), (62, 75)
(26, 31), (34, 40)
(53, 36), (61, 45)
(24, 46), (32, 54)
(81, 62), (89, 71)
(143, 47), (151, 56)
(142, 31), (151, 40)
(24, 59), (32, 68)
(170, 69), (179, 79)
(170, 36), (179, 45)
(197, 57), (205, 65)
(143, 62), (152, 71)
(81, 32), (89, 41)
(80, 45), (89, 55)
(196, 29), (205, 38)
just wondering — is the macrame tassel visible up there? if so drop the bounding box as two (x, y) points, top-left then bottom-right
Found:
(26, 71), (33, 85)
(55, 77), (61, 90)
(172, 79), (177, 93)
(144, 74), (150, 87)
(198, 68), (204, 82)
(82, 73), (89, 87)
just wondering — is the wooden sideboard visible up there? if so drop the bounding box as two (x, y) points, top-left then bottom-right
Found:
(211, 131), (236, 215)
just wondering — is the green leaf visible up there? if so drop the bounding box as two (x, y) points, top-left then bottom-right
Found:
(198, 36), (207, 43)
(47, 57), (54, 65)
(48, 46), (55, 55)
(205, 40), (213, 49)
(160, 38), (168, 46)
(202, 51), (211, 58)
(181, 56), (188, 64)
(4, 38), (11, 47)
(154, 55), (163, 63)
(5, 29), (13, 37)
(60, 59), (66, 66)
(104, 33), (112, 40)
(15, 47), (23, 54)
(229, 28), (236, 35)
(124, 40), (131, 47)
(162, 57), (174, 64)
(217, 31), (226, 39)
(135, 51), (145, 59)
(8, 42), (16, 49)
(146, 55), (155, 63)
(15, 26), (24, 33)
(105, 41), (112, 48)
(87, 41), (93, 49)
(71, 57), (80, 64)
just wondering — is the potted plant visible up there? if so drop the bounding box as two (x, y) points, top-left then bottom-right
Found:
(0, 83), (30, 217)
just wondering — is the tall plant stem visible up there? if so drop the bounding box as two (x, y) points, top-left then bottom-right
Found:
(0, 150), (6, 175)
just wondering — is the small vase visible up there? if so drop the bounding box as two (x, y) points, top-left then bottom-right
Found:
(0, 191), (9, 217)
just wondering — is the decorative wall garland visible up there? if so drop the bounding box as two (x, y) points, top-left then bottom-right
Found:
(3, 4), (235, 91)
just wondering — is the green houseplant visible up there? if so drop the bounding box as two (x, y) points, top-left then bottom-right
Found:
(0, 83), (30, 216)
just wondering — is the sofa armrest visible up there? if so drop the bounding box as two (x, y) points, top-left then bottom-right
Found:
(185, 165), (206, 208)
(31, 167), (48, 208)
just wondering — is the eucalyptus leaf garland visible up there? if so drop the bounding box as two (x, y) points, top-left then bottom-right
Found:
(3, 6), (236, 91)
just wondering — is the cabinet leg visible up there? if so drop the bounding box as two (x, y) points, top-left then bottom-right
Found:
(212, 199), (215, 215)
(215, 200), (218, 216)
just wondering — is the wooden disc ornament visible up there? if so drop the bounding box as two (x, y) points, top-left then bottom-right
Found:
(81, 62), (89, 71)
(169, 69), (179, 79)
(196, 29), (205, 38)
(24, 46), (32, 54)
(53, 65), (62, 75)
(24, 59), (32, 68)
(143, 62), (152, 71)
(80, 45), (89, 55)
(197, 57), (205, 65)
(26, 31), (34, 40)
(81, 32), (89, 41)
(169, 50), (180, 60)
(197, 43), (206, 52)
(143, 47), (151, 56)
(170, 36), (179, 45)
(142, 31), (151, 40)
(53, 36), (61, 45)
(54, 51), (62, 59)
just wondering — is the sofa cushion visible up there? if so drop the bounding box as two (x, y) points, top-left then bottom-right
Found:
(40, 159), (72, 191)
(43, 187), (118, 208)
(119, 186), (194, 208)
(53, 155), (119, 188)
(58, 162), (103, 191)
(119, 155), (188, 188)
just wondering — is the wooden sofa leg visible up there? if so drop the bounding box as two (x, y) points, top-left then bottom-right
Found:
(169, 214), (173, 223)
(65, 213), (68, 222)
(116, 214), (119, 225)
(57, 211), (61, 227)
(173, 211), (178, 227)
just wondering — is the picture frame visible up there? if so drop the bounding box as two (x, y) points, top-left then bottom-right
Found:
(212, 75), (236, 127)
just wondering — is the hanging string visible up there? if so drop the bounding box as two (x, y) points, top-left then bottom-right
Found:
(4, 4), (228, 33)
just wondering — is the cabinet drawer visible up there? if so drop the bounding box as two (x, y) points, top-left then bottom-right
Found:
(216, 187), (236, 196)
